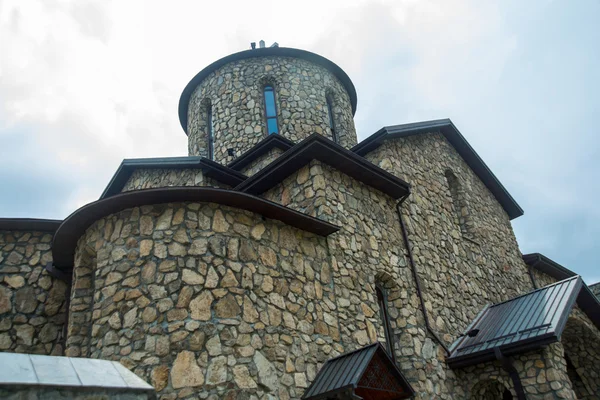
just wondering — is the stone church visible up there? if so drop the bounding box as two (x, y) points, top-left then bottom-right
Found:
(1, 43), (599, 400)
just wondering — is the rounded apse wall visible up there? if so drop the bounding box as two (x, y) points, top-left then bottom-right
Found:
(66, 202), (340, 398)
(181, 48), (358, 164)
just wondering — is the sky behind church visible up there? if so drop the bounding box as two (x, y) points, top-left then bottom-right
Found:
(1, 0), (598, 283)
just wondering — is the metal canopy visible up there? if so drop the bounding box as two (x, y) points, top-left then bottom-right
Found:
(448, 276), (583, 368)
(302, 342), (415, 400)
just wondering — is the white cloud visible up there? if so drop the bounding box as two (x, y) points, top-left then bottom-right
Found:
(0, 0), (598, 281)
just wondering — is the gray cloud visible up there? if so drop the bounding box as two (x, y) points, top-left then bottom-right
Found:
(0, 0), (598, 283)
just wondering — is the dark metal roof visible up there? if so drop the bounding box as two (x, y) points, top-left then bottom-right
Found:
(228, 134), (295, 171)
(448, 276), (583, 368)
(236, 133), (410, 200)
(0, 218), (62, 233)
(178, 47), (358, 134)
(100, 156), (247, 199)
(52, 187), (339, 269)
(302, 342), (414, 400)
(352, 119), (523, 220)
(523, 253), (600, 331)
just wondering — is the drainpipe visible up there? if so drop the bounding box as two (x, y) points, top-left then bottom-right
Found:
(396, 195), (450, 356)
(527, 254), (542, 289)
(494, 348), (526, 400)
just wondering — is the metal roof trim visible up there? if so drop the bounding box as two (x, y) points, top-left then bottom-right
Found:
(52, 187), (339, 269)
(100, 156), (247, 199)
(235, 133), (410, 200)
(0, 218), (62, 233)
(227, 134), (295, 171)
(352, 119), (524, 220)
(447, 276), (583, 369)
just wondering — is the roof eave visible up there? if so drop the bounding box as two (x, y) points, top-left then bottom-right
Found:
(228, 134), (295, 171)
(100, 156), (247, 199)
(352, 119), (524, 220)
(0, 218), (63, 233)
(236, 133), (410, 199)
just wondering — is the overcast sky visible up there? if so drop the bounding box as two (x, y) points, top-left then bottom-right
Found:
(1, 0), (598, 283)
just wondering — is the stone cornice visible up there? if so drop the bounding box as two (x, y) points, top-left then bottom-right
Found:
(52, 187), (340, 269)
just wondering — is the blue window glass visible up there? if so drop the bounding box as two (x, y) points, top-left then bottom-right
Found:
(207, 106), (214, 160)
(326, 97), (337, 143)
(263, 85), (279, 134)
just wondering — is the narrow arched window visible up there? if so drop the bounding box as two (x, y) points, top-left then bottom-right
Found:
(445, 169), (474, 237)
(376, 285), (395, 361)
(326, 97), (337, 143)
(263, 85), (279, 135)
(207, 105), (214, 160)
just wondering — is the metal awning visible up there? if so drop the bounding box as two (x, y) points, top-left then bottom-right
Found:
(302, 342), (415, 400)
(448, 276), (583, 368)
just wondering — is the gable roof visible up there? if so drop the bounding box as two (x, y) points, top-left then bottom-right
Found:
(352, 119), (523, 220)
(236, 133), (411, 199)
(178, 47), (358, 134)
(0, 218), (62, 233)
(228, 134), (295, 171)
(302, 342), (415, 400)
(100, 156), (247, 199)
(523, 253), (600, 330)
(448, 276), (582, 368)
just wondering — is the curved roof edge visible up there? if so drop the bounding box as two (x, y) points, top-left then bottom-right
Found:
(0, 218), (62, 233)
(52, 187), (340, 269)
(178, 47), (358, 134)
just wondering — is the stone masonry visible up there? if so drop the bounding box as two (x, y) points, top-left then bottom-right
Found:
(1, 45), (598, 400)
(187, 56), (356, 163)
(0, 230), (67, 355)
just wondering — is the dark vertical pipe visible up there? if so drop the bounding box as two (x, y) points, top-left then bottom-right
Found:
(494, 348), (527, 400)
(396, 196), (450, 356)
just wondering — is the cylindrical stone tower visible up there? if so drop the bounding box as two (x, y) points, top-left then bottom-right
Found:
(179, 46), (358, 164)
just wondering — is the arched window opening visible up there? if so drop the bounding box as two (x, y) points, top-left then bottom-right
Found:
(376, 284), (395, 361)
(445, 169), (474, 238)
(326, 96), (337, 143)
(207, 104), (214, 160)
(263, 85), (279, 135)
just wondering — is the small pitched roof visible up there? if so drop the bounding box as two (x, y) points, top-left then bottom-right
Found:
(100, 156), (247, 199)
(523, 253), (600, 330)
(352, 119), (523, 220)
(302, 342), (415, 400)
(448, 276), (583, 368)
(228, 134), (295, 171)
(0, 352), (154, 392)
(236, 133), (410, 200)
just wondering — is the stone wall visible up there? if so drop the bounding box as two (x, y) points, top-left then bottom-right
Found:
(262, 160), (452, 397)
(363, 133), (534, 337)
(561, 308), (600, 398)
(457, 342), (578, 400)
(121, 169), (228, 193)
(530, 268), (558, 288)
(239, 147), (285, 177)
(187, 56), (357, 163)
(66, 202), (342, 400)
(0, 230), (67, 355)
